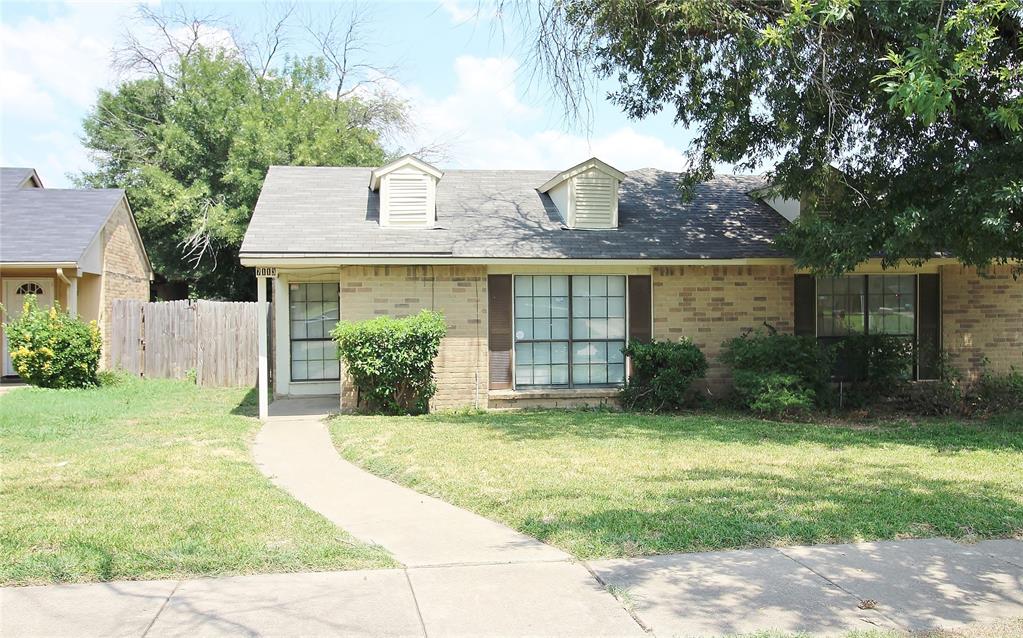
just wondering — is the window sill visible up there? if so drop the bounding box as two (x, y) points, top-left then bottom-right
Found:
(489, 387), (621, 400)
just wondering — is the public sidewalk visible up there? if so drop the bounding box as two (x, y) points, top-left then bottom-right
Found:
(4, 538), (1020, 637)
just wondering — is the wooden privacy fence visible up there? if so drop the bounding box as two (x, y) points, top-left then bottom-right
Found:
(110, 299), (261, 387)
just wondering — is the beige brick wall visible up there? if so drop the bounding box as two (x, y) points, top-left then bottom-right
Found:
(940, 264), (1023, 379)
(652, 265), (794, 391)
(339, 265), (488, 411)
(99, 202), (151, 366)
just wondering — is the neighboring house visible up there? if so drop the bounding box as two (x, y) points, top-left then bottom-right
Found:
(240, 155), (1022, 417)
(0, 167), (153, 375)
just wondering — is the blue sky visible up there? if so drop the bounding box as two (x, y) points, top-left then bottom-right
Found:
(0, 0), (700, 188)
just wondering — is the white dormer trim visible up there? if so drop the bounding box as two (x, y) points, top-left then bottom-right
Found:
(538, 157), (627, 193)
(369, 155), (444, 228)
(369, 155), (443, 191)
(539, 157), (626, 230)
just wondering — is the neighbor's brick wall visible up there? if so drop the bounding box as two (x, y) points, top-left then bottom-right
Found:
(653, 265), (795, 392)
(99, 202), (150, 366)
(940, 264), (1023, 380)
(340, 265), (488, 411)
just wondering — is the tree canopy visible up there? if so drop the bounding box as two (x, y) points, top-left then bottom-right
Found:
(79, 8), (408, 299)
(528, 0), (1023, 273)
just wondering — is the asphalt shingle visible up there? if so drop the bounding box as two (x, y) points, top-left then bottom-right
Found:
(1, 168), (125, 264)
(240, 165), (792, 260)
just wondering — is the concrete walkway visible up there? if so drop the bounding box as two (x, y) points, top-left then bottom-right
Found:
(247, 408), (641, 636)
(253, 411), (568, 567)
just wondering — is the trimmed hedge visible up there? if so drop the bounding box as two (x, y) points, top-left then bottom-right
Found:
(3, 297), (102, 389)
(331, 310), (447, 415)
(620, 338), (708, 411)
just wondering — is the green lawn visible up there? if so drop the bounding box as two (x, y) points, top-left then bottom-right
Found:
(330, 410), (1023, 559)
(0, 378), (395, 585)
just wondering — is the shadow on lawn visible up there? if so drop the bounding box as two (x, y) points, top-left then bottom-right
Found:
(517, 463), (1023, 556)
(230, 387), (259, 417)
(423, 410), (1023, 453)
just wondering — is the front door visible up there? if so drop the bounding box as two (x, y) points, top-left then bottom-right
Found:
(2, 278), (55, 376)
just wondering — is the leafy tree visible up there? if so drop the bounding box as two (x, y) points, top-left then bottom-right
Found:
(525, 0), (1023, 273)
(79, 7), (409, 299)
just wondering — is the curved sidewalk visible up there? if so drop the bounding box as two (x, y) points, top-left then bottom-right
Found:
(251, 412), (644, 637)
(253, 414), (569, 568)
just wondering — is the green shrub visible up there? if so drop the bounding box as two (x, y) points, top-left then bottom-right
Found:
(331, 310), (447, 415)
(620, 338), (708, 411)
(890, 354), (1022, 417)
(833, 333), (915, 407)
(732, 370), (815, 417)
(3, 297), (102, 389)
(976, 360), (1023, 413)
(97, 369), (132, 387)
(720, 327), (834, 416)
(836, 333), (914, 386)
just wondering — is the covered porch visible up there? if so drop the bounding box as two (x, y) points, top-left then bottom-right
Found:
(254, 265), (343, 420)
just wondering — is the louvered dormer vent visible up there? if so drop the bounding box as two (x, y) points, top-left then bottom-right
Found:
(369, 155), (444, 228)
(539, 157), (627, 230)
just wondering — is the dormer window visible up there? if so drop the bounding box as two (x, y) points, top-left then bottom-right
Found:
(369, 155), (444, 228)
(539, 157), (627, 230)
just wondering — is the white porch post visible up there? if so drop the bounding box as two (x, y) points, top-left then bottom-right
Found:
(257, 274), (269, 420)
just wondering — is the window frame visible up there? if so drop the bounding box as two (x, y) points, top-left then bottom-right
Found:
(512, 274), (629, 389)
(814, 274), (920, 379)
(288, 282), (341, 383)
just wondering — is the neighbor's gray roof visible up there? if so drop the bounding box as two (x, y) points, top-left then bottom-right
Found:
(240, 166), (790, 260)
(1, 167), (127, 264)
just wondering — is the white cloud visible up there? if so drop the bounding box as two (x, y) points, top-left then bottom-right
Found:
(396, 55), (687, 171)
(438, 0), (497, 24)
(0, 68), (57, 120)
(0, 4), (126, 114)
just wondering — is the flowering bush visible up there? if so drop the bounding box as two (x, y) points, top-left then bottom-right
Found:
(3, 296), (102, 388)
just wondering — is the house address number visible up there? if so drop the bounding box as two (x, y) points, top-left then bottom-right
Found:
(255, 267), (278, 278)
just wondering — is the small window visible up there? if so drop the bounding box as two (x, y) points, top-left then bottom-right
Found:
(15, 282), (43, 295)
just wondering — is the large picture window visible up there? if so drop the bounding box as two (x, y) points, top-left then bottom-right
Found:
(290, 282), (340, 382)
(514, 275), (626, 388)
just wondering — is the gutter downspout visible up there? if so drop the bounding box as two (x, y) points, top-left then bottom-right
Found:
(55, 268), (78, 316)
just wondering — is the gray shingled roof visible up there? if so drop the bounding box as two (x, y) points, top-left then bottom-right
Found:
(240, 166), (791, 260)
(1, 167), (126, 264)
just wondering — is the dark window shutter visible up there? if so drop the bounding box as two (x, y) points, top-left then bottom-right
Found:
(794, 274), (816, 336)
(917, 273), (941, 380)
(628, 275), (652, 343)
(488, 275), (513, 389)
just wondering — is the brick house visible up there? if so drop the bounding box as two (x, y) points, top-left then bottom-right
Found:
(239, 156), (1022, 418)
(0, 168), (152, 375)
